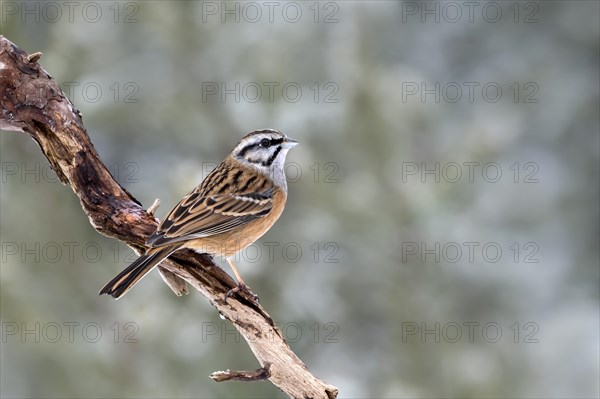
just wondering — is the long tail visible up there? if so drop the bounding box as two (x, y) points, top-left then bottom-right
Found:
(99, 245), (180, 299)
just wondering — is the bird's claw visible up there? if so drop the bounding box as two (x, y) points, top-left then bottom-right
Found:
(224, 283), (259, 304)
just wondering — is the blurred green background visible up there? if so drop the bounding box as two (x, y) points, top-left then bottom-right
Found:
(1, 1), (598, 398)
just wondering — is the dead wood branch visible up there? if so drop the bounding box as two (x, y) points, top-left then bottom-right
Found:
(0, 35), (338, 399)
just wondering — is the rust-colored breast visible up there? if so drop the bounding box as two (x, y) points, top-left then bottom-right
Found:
(185, 188), (287, 258)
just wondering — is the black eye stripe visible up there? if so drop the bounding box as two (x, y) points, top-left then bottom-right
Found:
(260, 138), (284, 148)
(236, 143), (256, 158)
(237, 137), (284, 158)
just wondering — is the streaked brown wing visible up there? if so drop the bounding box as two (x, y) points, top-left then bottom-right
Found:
(146, 189), (274, 247)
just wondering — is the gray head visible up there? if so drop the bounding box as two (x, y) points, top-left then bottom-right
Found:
(232, 129), (298, 188)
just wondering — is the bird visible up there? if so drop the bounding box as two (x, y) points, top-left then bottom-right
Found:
(99, 129), (298, 300)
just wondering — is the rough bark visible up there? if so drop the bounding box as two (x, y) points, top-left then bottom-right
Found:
(0, 35), (338, 399)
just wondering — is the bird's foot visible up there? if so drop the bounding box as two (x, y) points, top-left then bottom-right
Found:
(224, 282), (259, 304)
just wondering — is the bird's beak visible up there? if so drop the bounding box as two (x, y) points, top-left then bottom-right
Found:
(284, 137), (299, 148)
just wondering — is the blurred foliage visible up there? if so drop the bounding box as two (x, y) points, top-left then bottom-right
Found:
(1, 1), (598, 398)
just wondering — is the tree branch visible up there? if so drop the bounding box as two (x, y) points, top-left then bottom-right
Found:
(0, 35), (338, 399)
(210, 363), (272, 382)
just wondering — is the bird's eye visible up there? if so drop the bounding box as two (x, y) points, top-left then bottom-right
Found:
(260, 138), (271, 147)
